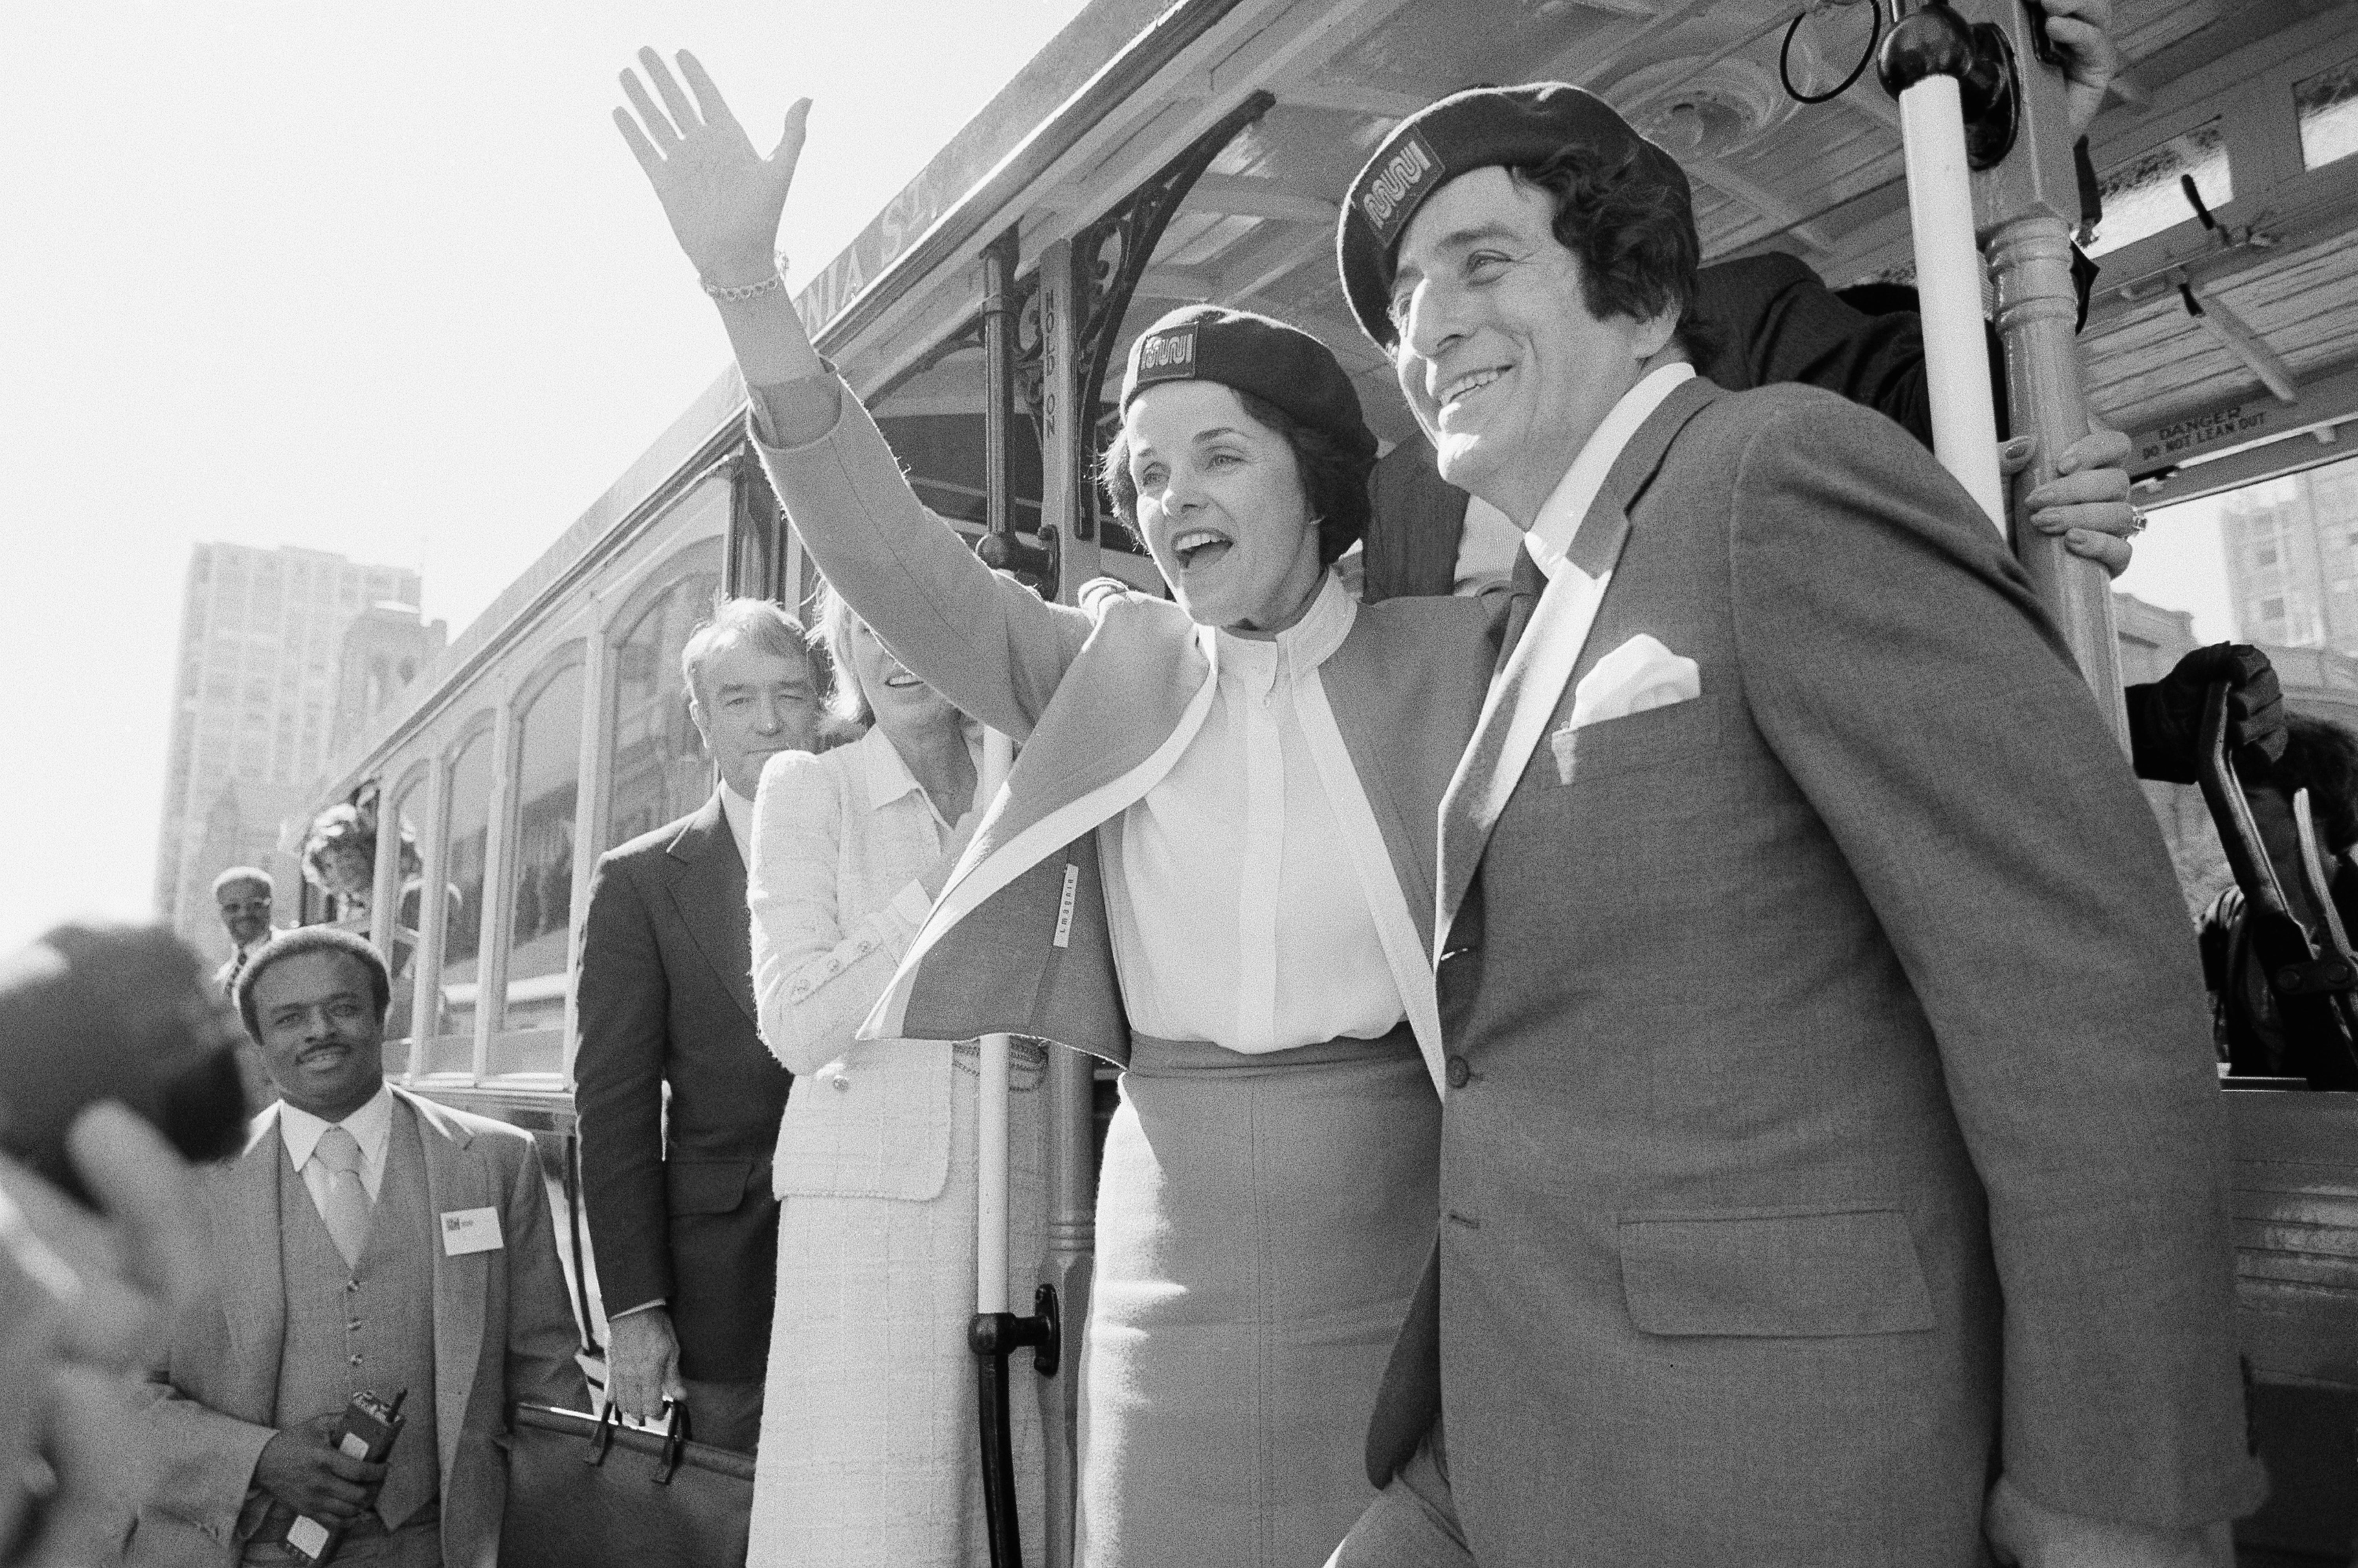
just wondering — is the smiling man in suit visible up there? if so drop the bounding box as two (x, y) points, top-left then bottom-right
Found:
(1328, 86), (2262, 1568)
(572, 597), (808, 1453)
(132, 926), (582, 1568)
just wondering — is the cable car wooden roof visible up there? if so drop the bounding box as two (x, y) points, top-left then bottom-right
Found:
(801, 0), (2358, 473)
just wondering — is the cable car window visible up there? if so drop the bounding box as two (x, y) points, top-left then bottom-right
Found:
(432, 727), (494, 1052)
(2115, 452), (2358, 916)
(2092, 119), (2233, 258)
(875, 338), (993, 531)
(607, 566), (723, 853)
(2297, 60), (2358, 173)
(503, 661), (583, 1036)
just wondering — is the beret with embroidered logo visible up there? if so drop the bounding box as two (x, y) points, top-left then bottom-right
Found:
(1118, 304), (1377, 465)
(1336, 83), (1690, 349)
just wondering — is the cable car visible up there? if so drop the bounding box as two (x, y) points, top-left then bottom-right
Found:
(290, 0), (2358, 1558)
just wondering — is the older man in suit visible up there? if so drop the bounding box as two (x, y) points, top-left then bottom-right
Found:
(573, 598), (809, 1453)
(211, 868), (283, 998)
(132, 926), (582, 1568)
(1328, 86), (2262, 1568)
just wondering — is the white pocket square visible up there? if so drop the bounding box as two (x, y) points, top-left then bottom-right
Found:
(1550, 635), (1700, 782)
(1568, 634), (1700, 728)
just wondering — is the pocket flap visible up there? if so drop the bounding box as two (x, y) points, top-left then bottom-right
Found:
(665, 1158), (756, 1216)
(1618, 1205), (1934, 1337)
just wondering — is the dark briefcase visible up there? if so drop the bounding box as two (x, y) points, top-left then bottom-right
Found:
(500, 1404), (754, 1568)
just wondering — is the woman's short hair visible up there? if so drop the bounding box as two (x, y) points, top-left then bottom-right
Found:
(680, 597), (812, 710)
(1098, 387), (1375, 571)
(235, 926), (392, 1042)
(1511, 142), (1714, 363)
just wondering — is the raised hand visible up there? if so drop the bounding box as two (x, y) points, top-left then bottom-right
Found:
(615, 49), (810, 288)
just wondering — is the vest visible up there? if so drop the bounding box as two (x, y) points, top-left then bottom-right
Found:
(273, 1103), (441, 1531)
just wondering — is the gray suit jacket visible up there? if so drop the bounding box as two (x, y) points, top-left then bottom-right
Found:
(1366, 377), (2263, 1564)
(128, 1088), (584, 1568)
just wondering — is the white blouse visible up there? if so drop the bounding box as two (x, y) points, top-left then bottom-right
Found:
(1104, 573), (1409, 1054)
(747, 726), (964, 1075)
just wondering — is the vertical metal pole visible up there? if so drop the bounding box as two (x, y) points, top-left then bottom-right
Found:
(976, 727), (1017, 1321)
(407, 757), (452, 1072)
(975, 224), (1027, 1568)
(1897, 72), (2009, 529)
(1965, 0), (2128, 744)
(368, 782), (402, 959)
(1031, 235), (1094, 1568)
(984, 231), (1017, 544)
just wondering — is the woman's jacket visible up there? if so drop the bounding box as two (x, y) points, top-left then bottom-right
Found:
(751, 376), (1511, 1092)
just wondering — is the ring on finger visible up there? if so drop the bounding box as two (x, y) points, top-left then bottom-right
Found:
(2125, 505), (2148, 536)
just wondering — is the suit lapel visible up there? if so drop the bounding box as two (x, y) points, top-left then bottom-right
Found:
(662, 793), (757, 1027)
(862, 599), (1217, 1040)
(213, 1110), (290, 1416)
(1436, 378), (1717, 946)
(403, 1089), (486, 1491)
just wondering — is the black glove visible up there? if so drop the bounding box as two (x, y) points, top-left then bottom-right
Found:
(2127, 643), (2287, 785)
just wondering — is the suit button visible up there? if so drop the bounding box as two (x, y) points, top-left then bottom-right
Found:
(1445, 1056), (1471, 1089)
(349, 1354), (364, 1366)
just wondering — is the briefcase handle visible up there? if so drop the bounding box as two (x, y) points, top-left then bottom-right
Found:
(582, 1400), (694, 1484)
(651, 1403), (691, 1486)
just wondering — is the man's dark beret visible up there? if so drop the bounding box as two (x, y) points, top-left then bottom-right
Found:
(1336, 83), (1691, 349)
(1117, 304), (1377, 465)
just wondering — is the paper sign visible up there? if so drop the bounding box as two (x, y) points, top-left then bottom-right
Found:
(439, 1206), (503, 1256)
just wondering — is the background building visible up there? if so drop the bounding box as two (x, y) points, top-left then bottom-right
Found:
(334, 602), (449, 752)
(2218, 457), (2358, 654)
(154, 543), (424, 960)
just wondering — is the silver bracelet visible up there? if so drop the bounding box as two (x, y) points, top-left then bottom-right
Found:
(702, 253), (790, 302)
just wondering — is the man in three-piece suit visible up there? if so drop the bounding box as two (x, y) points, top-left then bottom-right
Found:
(573, 598), (810, 1453)
(1328, 86), (2262, 1567)
(131, 926), (583, 1568)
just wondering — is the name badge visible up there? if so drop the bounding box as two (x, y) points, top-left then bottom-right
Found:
(440, 1206), (503, 1256)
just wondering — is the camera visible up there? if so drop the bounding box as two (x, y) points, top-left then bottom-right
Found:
(0, 924), (250, 1205)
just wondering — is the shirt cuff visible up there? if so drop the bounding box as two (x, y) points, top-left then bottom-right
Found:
(608, 1298), (667, 1320)
(747, 371), (844, 449)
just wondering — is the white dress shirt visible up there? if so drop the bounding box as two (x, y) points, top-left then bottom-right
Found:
(1104, 573), (1408, 1054)
(1522, 362), (1696, 580)
(721, 784), (758, 869)
(1425, 362), (1699, 599)
(278, 1082), (395, 1208)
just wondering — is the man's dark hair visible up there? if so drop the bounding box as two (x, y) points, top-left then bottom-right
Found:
(2278, 712), (2358, 855)
(1100, 387), (1375, 568)
(1511, 142), (1715, 362)
(235, 925), (393, 1041)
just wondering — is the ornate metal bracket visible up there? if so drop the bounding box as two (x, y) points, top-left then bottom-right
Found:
(1062, 90), (1278, 548)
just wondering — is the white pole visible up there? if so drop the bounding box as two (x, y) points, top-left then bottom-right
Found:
(975, 727), (1016, 1318)
(1897, 73), (2007, 531)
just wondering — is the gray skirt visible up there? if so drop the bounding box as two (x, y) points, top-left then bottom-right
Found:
(1074, 1025), (1440, 1568)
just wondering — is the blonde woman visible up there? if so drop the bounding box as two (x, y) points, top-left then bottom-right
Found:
(745, 586), (1047, 1567)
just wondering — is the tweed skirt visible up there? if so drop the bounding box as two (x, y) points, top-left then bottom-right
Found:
(1073, 1025), (1440, 1568)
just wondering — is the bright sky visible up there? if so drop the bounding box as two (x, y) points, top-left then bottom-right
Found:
(0, 0), (1093, 954)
